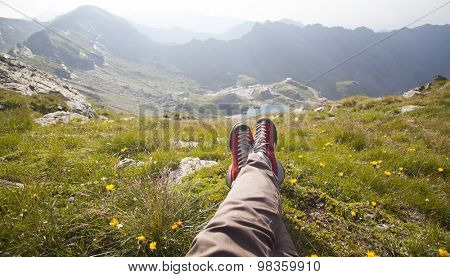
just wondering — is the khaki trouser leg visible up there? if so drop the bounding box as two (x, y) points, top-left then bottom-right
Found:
(187, 153), (298, 257)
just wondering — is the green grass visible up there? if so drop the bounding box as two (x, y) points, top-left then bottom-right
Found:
(0, 81), (449, 257)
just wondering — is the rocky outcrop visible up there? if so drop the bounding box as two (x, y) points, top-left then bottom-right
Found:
(434, 75), (447, 82)
(402, 88), (423, 98)
(35, 111), (89, 126)
(168, 157), (217, 184)
(0, 53), (96, 118)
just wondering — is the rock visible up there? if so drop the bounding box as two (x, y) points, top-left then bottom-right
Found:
(35, 111), (89, 126)
(169, 157), (217, 184)
(0, 179), (24, 188)
(402, 89), (423, 98)
(377, 224), (389, 230)
(314, 106), (324, 112)
(434, 75), (447, 82)
(424, 83), (432, 90)
(0, 53), (96, 118)
(115, 158), (145, 170)
(364, 213), (375, 221)
(0, 104), (4, 110)
(292, 108), (305, 114)
(98, 115), (109, 121)
(400, 105), (422, 114)
(173, 140), (199, 148)
(121, 117), (136, 122)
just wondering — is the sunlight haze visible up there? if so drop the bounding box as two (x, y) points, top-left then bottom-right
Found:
(0, 0), (449, 32)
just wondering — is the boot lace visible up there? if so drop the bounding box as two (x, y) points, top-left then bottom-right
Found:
(237, 128), (252, 168)
(253, 122), (268, 156)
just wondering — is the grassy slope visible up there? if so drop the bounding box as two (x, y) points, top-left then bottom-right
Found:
(0, 80), (448, 257)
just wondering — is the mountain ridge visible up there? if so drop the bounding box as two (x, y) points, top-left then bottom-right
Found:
(2, 5), (450, 108)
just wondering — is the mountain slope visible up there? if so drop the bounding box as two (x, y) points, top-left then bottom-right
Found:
(163, 22), (450, 98)
(0, 18), (42, 52)
(131, 21), (256, 45)
(24, 5), (162, 67)
(10, 6), (204, 112)
(131, 23), (213, 45)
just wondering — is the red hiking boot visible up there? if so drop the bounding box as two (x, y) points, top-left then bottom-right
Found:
(253, 117), (285, 187)
(226, 122), (254, 187)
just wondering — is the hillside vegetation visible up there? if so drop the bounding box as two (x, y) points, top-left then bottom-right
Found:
(0, 80), (448, 257)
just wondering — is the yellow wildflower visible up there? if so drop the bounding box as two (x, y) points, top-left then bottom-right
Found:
(408, 147), (416, 152)
(137, 236), (146, 242)
(310, 254), (318, 257)
(437, 167), (444, 173)
(149, 241), (157, 251)
(105, 184), (115, 191)
(120, 147), (128, 152)
(175, 220), (183, 227)
(298, 155), (304, 159)
(319, 162), (325, 168)
(338, 172), (344, 177)
(320, 129), (326, 134)
(32, 193), (38, 199)
(384, 171), (392, 177)
(438, 248), (449, 257)
(281, 147), (285, 151)
(398, 167), (404, 171)
(171, 224), (179, 230)
(371, 201), (377, 207)
(367, 250), (378, 257)
(109, 218), (119, 227)
(325, 142), (333, 147)
(371, 160), (382, 167)
(290, 178), (298, 185)
(351, 210), (357, 217)
(348, 154), (353, 158)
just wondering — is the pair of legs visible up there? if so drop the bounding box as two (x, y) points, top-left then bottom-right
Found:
(187, 119), (297, 257)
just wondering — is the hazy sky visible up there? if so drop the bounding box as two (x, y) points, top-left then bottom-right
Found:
(1, 0), (449, 32)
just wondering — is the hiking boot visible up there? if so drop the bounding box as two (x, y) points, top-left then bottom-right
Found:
(252, 118), (285, 187)
(226, 122), (254, 187)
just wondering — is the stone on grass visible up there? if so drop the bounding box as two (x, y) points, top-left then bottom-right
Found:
(399, 105), (422, 114)
(169, 157), (217, 184)
(115, 158), (145, 170)
(35, 111), (89, 126)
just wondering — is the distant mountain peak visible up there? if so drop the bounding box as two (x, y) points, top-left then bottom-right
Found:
(279, 18), (304, 28)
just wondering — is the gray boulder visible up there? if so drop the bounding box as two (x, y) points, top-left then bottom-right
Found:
(35, 111), (89, 126)
(169, 157), (217, 184)
(400, 105), (422, 114)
